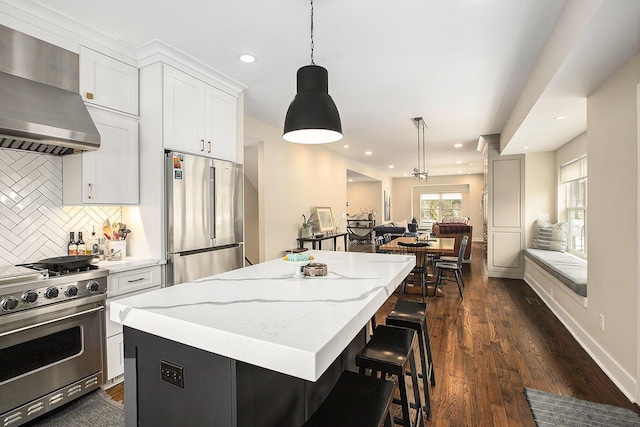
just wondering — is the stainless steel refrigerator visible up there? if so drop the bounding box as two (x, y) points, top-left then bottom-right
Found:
(166, 151), (244, 286)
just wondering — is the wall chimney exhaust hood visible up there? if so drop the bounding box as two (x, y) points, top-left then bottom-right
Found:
(0, 72), (100, 155)
(0, 25), (100, 155)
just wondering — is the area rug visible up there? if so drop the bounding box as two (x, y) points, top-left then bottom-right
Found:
(525, 387), (640, 427)
(30, 389), (124, 427)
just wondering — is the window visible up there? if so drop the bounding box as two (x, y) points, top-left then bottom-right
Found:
(419, 193), (462, 224)
(560, 157), (587, 257)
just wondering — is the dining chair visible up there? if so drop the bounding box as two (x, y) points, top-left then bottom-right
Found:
(375, 233), (393, 254)
(397, 241), (431, 302)
(436, 233), (470, 264)
(374, 235), (385, 253)
(434, 235), (468, 298)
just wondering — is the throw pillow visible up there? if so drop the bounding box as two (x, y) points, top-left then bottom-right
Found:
(395, 219), (409, 232)
(531, 220), (568, 252)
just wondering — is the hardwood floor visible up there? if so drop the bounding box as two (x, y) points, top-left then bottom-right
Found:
(107, 242), (639, 425)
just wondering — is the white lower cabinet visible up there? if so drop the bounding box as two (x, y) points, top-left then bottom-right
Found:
(106, 333), (125, 380)
(105, 265), (162, 381)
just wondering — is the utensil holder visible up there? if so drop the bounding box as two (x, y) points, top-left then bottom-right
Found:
(107, 240), (127, 260)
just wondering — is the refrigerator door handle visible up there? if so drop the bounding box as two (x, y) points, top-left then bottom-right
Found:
(211, 165), (216, 244)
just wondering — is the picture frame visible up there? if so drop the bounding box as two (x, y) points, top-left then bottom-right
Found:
(315, 207), (335, 232)
(384, 191), (390, 221)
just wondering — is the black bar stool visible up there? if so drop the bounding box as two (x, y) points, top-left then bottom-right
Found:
(355, 325), (424, 427)
(385, 299), (434, 420)
(303, 371), (395, 427)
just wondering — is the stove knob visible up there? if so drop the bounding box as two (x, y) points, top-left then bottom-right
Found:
(65, 285), (78, 297)
(1, 296), (19, 311)
(86, 280), (100, 293)
(45, 287), (59, 299)
(22, 291), (38, 304)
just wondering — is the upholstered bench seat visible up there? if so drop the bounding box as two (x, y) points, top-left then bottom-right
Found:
(523, 248), (587, 297)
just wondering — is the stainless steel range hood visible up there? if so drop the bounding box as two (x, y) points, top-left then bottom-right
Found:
(0, 25), (100, 155)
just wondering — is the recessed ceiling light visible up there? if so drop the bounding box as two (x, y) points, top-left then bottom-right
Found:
(238, 53), (256, 63)
(348, 179), (353, 182)
(457, 170), (463, 174)
(403, 173), (408, 177)
(469, 163), (473, 166)
(554, 115), (566, 120)
(523, 146), (530, 150)
(343, 144), (349, 149)
(388, 165), (394, 168)
(456, 160), (462, 164)
(454, 143), (463, 148)
(365, 151), (372, 156)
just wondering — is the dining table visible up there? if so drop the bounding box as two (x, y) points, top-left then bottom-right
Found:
(379, 236), (456, 255)
(379, 236), (456, 298)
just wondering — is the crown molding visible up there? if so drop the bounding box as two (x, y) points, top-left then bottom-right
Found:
(136, 39), (246, 96)
(0, 0), (137, 65)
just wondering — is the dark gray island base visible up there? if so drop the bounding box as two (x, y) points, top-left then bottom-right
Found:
(123, 326), (367, 426)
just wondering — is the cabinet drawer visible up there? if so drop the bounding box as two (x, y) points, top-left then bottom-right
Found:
(109, 265), (161, 296)
(106, 333), (124, 380)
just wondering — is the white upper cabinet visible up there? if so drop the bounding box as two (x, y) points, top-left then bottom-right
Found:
(163, 65), (237, 161)
(205, 85), (236, 162)
(63, 107), (139, 205)
(163, 66), (206, 155)
(80, 47), (139, 116)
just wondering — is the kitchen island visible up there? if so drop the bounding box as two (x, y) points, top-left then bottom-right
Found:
(111, 251), (414, 426)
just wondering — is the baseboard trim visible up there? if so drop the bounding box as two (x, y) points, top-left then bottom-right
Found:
(487, 270), (523, 279)
(524, 273), (637, 403)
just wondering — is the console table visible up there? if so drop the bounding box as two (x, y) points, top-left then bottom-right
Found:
(346, 219), (375, 243)
(297, 232), (348, 251)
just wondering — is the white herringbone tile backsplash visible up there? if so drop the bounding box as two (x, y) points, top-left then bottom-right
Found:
(0, 149), (122, 266)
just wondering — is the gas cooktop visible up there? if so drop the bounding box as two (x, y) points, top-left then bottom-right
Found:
(0, 263), (107, 316)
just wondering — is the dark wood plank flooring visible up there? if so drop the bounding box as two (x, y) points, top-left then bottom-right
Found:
(107, 242), (639, 425)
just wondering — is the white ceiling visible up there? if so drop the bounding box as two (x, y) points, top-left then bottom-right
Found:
(14, 0), (640, 177)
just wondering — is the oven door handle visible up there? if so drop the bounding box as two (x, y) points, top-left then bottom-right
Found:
(0, 306), (104, 338)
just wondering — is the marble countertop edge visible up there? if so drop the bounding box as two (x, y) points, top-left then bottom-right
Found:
(110, 252), (415, 381)
(112, 302), (322, 380)
(97, 257), (165, 273)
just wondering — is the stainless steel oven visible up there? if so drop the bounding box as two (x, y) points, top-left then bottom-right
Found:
(0, 264), (107, 427)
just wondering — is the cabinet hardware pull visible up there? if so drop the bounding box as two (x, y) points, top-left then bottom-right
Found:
(0, 306), (104, 338)
(88, 183), (93, 199)
(201, 139), (205, 151)
(127, 277), (145, 283)
(86, 92), (94, 100)
(208, 140), (211, 153)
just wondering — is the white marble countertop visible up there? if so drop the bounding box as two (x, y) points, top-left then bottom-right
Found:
(96, 257), (165, 273)
(110, 250), (414, 381)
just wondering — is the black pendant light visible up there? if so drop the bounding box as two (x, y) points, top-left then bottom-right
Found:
(283, 0), (342, 144)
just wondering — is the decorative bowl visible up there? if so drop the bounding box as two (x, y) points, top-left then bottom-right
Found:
(283, 254), (314, 278)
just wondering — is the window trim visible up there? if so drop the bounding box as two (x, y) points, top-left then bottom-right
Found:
(559, 156), (587, 258)
(419, 192), (463, 225)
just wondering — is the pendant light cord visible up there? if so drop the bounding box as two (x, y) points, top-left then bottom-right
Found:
(310, 0), (315, 65)
(416, 118), (420, 171)
(421, 120), (427, 172)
